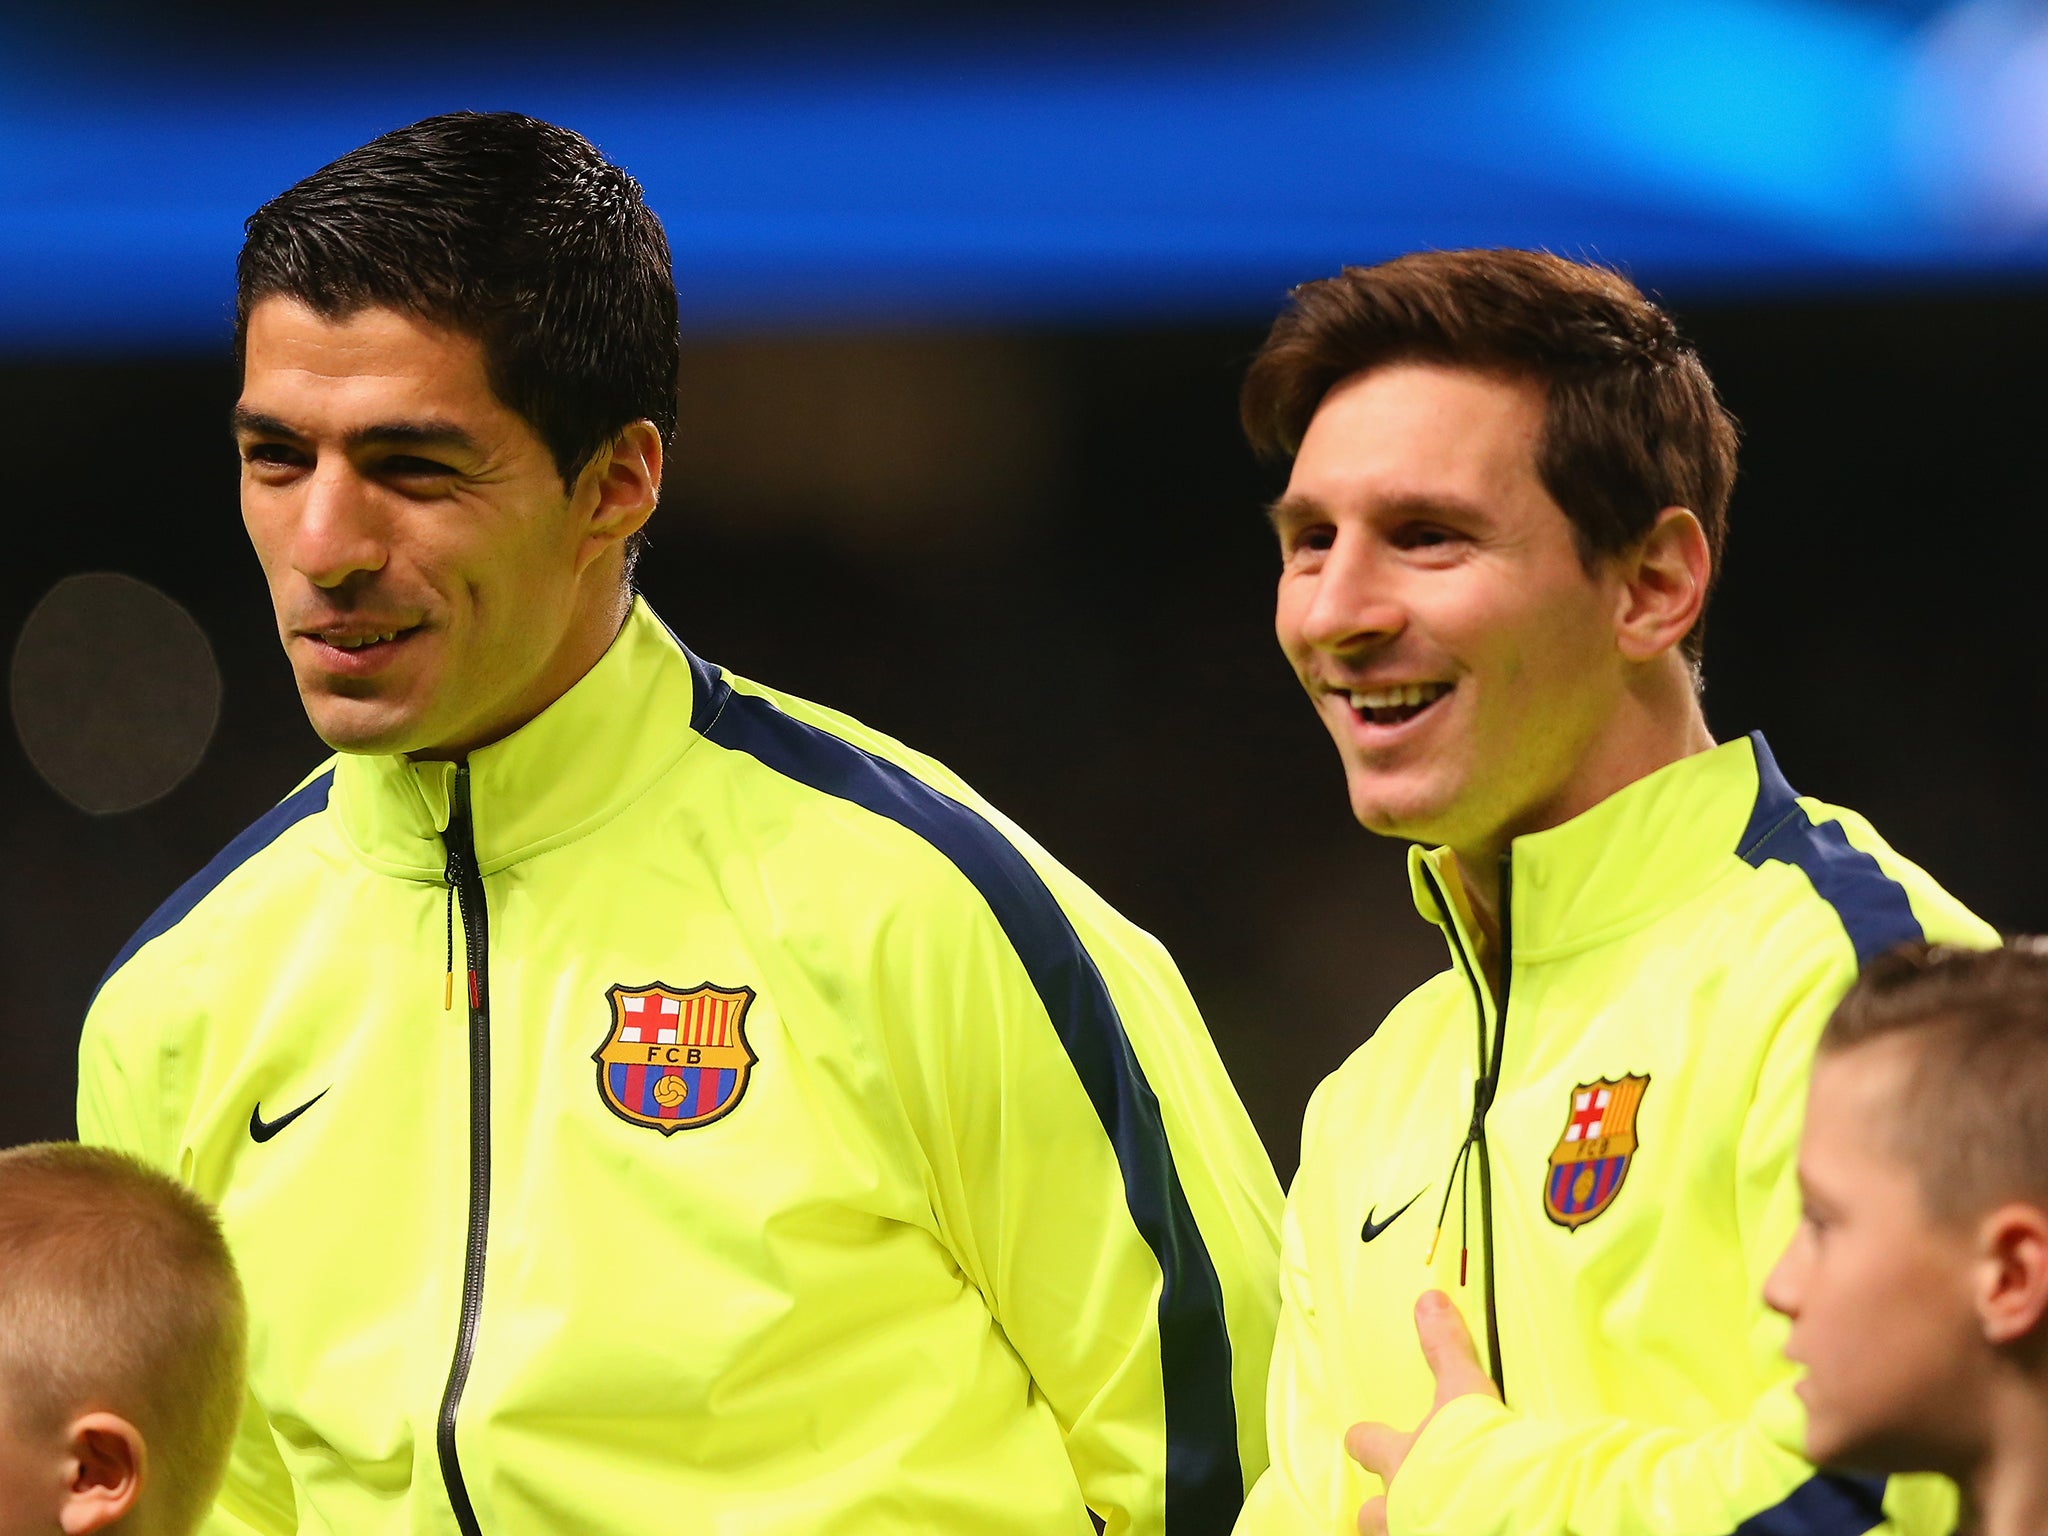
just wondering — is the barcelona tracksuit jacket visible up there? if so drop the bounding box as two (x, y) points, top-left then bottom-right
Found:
(78, 599), (1283, 1536)
(1235, 734), (1996, 1536)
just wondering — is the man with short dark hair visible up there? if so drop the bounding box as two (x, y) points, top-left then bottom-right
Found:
(1768, 942), (2048, 1536)
(78, 112), (1282, 1536)
(1231, 248), (1993, 1536)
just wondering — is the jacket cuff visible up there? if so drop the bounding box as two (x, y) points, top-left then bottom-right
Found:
(1385, 1394), (1518, 1536)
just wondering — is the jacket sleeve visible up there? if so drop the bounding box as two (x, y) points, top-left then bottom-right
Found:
(1233, 1189), (1352, 1536)
(78, 965), (301, 1536)
(192, 1439), (300, 1536)
(1378, 969), (1955, 1536)
(884, 864), (1282, 1536)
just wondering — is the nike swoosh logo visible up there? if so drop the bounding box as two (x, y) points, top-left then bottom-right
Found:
(249, 1089), (329, 1144)
(1361, 1188), (1426, 1242)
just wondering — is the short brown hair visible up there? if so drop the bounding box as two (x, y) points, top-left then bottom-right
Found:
(0, 1144), (247, 1536)
(1820, 942), (2048, 1221)
(1241, 248), (1740, 662)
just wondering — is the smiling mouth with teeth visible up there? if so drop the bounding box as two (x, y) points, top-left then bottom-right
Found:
(324, 629), (412, 651)
(1346, 681), (1453, 726)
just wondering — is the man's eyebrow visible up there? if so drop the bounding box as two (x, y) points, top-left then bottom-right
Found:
(346, 419), (484, 455)
(228, 407), (483, 456)
(229, 406), (298, 440)
(1264, 494), (1321, 531)
(1264, 491), (1492, 530)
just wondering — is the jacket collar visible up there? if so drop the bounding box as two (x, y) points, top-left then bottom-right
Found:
(1408, 732), (1774, 964)
(331, 598), (711, 880)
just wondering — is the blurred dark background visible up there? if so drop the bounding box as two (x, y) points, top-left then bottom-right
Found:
(9, 292), (2048, 1176)
(7, 0), (2048, 1178)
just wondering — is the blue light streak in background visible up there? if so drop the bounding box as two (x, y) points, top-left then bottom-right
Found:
(3, 0), (2045, 351)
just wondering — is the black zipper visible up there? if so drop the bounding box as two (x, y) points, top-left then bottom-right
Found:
(1478, 851), (1512, 1402)
(1417, 854), (1512, 1402)
(436, 763), (490, 1536)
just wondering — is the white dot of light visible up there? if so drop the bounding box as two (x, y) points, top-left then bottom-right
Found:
(9, 572), (222, 816)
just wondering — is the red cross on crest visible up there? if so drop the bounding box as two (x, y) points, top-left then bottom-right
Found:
(1566, 1087), (1610, 1143)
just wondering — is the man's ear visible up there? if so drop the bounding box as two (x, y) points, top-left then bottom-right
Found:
(572, 419), (663, 577)
(1613, 506), (1710, 664)
(59, 1412), (144, 1535)
(1975, 1202), (2048, 1347)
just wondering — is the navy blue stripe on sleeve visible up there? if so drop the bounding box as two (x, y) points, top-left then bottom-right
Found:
(683, 635), (730, 734)
(1730, 738), (1908, 1534)
(92, 770), (336, 1001)
(1736, 733), (1925, 966)
(695, 659), (1243, 1534)
(1730, 1471), (1888, 1536)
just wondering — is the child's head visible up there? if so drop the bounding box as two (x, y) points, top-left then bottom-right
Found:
(1766, 941), (2048, 1478)
(0, 1144), (245, 1536)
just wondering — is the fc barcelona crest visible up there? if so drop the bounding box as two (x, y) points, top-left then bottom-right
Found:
(1543, 1075), (1650, 1230)
(593, 982), (758, 1135)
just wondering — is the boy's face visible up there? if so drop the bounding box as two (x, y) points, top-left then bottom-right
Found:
(1764, 1040), (1985, 1473)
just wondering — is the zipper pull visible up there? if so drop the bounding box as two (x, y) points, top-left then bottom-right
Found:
(442, 763), (471, 1013)
(442, 876), (456, 1011)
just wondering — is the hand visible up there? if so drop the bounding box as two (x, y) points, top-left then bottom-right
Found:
(1344, 1290), (1501, 1536)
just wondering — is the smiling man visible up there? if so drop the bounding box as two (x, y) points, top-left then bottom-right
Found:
(76, 112), (1282, 1536)
(229, 303), (656, 760)
(1230, 249), (1994, 1536)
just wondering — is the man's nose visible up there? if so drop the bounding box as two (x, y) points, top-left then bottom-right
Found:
(1298, 530), (1405, 653)
(292, 464), (389, 589)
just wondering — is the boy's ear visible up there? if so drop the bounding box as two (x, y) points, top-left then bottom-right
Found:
(1975, 1202), (2048, 1347)
(59, 1413), (143, 1535)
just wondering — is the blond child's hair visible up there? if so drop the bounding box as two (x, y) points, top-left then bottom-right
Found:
(0, 1143), (246, 1535)
(1821, 940), (2048, 1222)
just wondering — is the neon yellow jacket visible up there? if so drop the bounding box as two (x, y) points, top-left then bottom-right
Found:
(79, 600), (1282, 1536)
(1236, 735), (1995, 1536)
